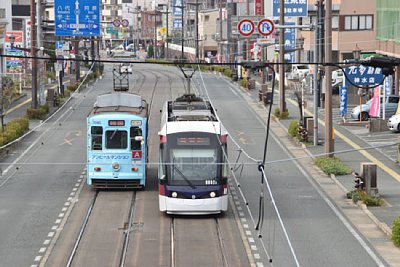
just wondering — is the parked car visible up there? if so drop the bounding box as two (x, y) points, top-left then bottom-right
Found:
(350, 95), (400, 121)
(110, 45), (125, 56)
(120, 63), (133, 74)
(331, 70), (344, 84)
(387, 114), (400, 132)
(289, 64), (310, 80)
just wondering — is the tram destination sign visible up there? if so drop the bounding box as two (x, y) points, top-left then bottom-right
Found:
(55, 0), (100, 36)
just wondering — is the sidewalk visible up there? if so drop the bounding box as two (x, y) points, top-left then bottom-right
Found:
(234, 73), (400, 265)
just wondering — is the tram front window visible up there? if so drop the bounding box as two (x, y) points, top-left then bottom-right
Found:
(106, 130), (128, 149)
(170, 149), (218, 184)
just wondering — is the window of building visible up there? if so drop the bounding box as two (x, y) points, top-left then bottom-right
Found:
(0, 8), (5, 19)
(344, 15), (373, 31)
(12, 18), (23, 31)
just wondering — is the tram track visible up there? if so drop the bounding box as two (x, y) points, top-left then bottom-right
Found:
(170, 216), (229, 267)
(65, 190), (137, 267)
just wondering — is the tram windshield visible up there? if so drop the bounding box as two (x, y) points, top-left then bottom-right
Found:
(161, 132), (227, 186)
(106, 130), (128, 149)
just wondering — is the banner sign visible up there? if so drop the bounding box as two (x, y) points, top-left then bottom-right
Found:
(369, 87), (381, 117)
(340, 86), (348, 118)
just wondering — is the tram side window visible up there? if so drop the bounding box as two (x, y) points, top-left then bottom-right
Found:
(91, 126), (103, 150)
(106, 130), (128, 149)
(130, 126), (142, 150)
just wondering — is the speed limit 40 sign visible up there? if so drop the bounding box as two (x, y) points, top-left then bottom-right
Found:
(238, 19), (255, 37)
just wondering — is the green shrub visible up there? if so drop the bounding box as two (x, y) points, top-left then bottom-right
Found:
(47, 71), (56, 81)
(223, 68), (233, 78)
(0, 117), (29, 146)
(314, 156), (352, 175)
(392, 216), (400, 247)
(26, 105), (49, 120)
(273, 108), (289, 119)
(288, 120), (299, 138)
(347, 190), (383, 206)
(240, 79), (248, 88)
(67, 84), (79, 93)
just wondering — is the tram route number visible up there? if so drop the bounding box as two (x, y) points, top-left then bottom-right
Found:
(205, 179), (218, 185)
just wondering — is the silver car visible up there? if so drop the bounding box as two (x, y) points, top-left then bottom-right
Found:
(387, 114), (400, 132)
(350, 95), (399, 121)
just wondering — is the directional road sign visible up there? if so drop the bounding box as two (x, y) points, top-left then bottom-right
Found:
(55, 0), (100, 36)
(258, 19), (275, 37)
(238, 19), (255, 37)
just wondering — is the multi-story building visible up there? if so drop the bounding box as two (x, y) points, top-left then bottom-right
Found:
(299, 0), (376, 62)
(375, 0), (400, 93)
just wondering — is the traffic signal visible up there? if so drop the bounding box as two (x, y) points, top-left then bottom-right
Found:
(352, 172), (364, 190)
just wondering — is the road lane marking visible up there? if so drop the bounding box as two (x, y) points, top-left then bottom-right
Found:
(5, 98), (32, 114)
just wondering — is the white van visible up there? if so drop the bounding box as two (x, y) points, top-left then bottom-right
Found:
(332, 70), (344, 84)
(290, 64), (310, 80)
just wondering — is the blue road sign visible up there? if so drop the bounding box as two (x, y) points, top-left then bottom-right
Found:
(284, 22), (296, 63)
(55, 0), (100, 36)
(340, 86), (348, 117)
(173, 20), (182, 30)
(273, 0), (308, 17)
(345, 65), (385, 87)
(56, 41), (63, 49)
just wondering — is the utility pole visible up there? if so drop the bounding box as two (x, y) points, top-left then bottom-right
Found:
(30, 0), (38, 109)
(154, 12), (157, 59)
(173, 5), (185, 59)
(74, 36), (80, 84)
(37, 0), (45, 106)
(187, 1), (201, 61)
(279, 0), (286, 113)
(158, 4), (169, 59)
(195, 0), (199, 61)
(324, 0), (334, 156)
(313, 19), (319, 146)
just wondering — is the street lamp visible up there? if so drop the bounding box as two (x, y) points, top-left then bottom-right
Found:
(353, 44), (364, 123)
(353, 44), (361, 60)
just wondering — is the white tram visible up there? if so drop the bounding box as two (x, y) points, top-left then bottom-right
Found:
(158, 94), (229, 214)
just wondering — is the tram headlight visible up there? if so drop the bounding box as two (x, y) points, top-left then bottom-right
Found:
(171, 192), (178, 198)
(210, 191), (216, 198)
(112, 162), (120, 171)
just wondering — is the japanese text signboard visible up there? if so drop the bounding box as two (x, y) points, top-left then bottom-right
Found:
(273, 0), (308, 17)
(340, 86), (348, 118)
(55, 0), (100, 36)
(345, 65), (385, 87)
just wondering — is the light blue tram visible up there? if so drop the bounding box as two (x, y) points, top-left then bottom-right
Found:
(87, 92), (148, 189)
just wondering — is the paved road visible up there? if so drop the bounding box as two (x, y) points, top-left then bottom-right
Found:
(0, 63), (397, 267)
